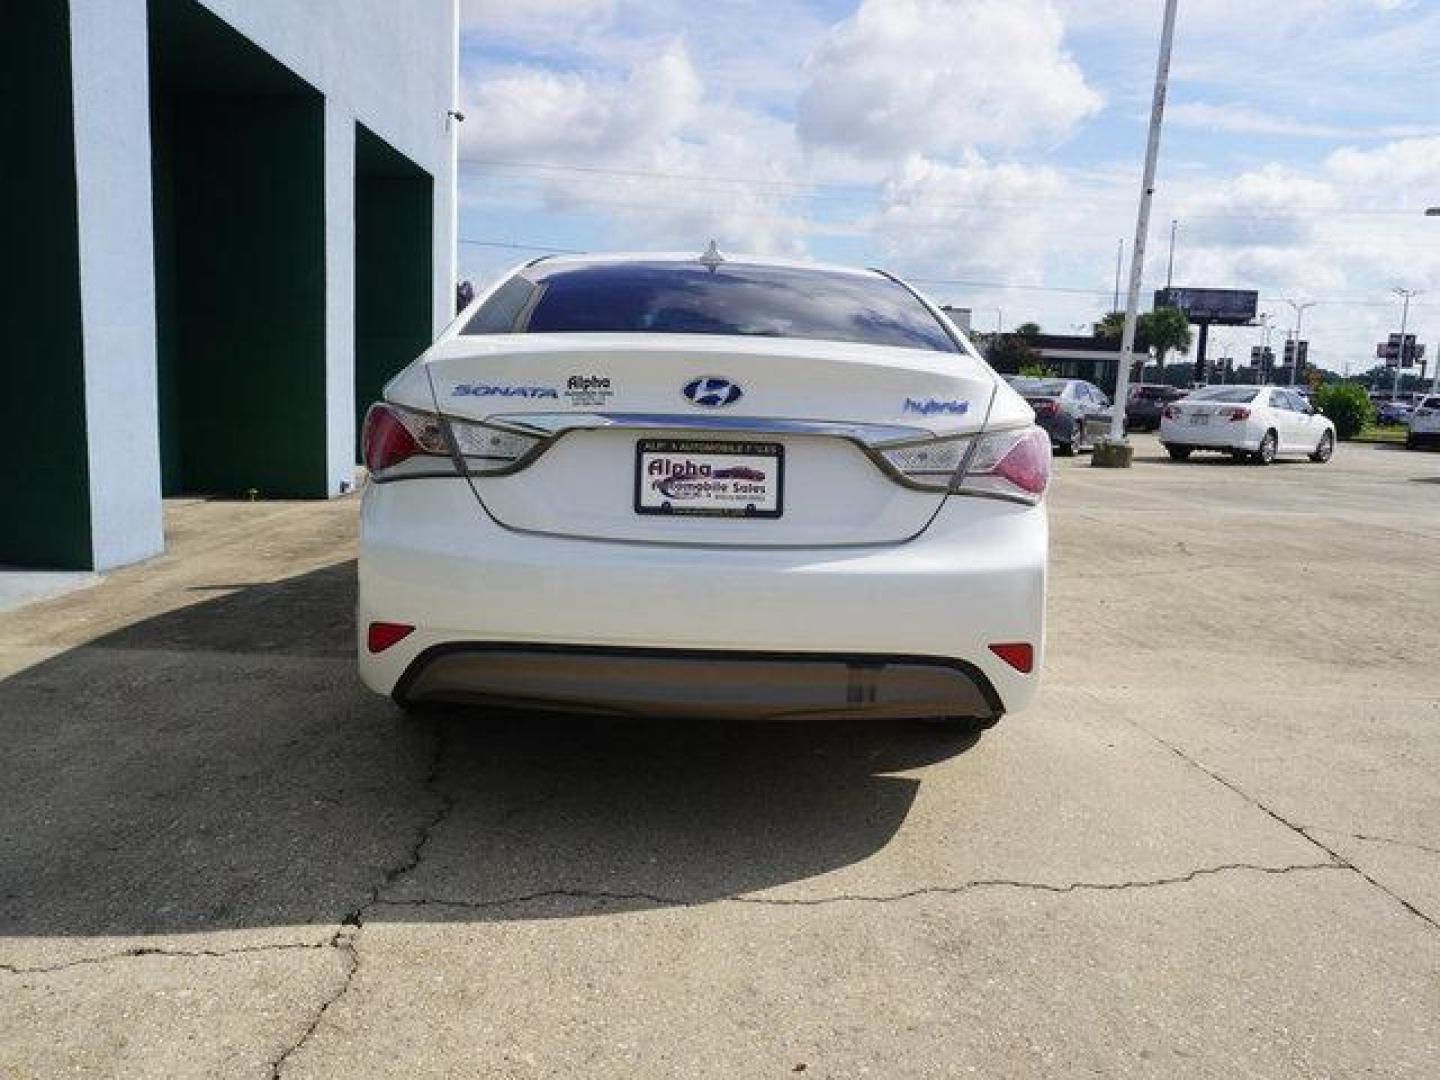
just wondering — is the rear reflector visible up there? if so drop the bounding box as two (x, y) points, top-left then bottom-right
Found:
(989, 642), (1034, 673)
(367, 621), (415, 653)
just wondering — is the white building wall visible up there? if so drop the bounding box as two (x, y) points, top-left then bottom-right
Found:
(198, 0), (459, 496)
(61, 0), (457, 566)
(69, 0), (165, 570)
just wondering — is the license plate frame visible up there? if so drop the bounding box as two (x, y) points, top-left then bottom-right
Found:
(634, 438), (784, 519)
(1190, 414), (1210, 426)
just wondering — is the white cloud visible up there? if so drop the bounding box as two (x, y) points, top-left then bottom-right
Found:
(460, 41), (702, 161)
(797, 0), (1101, 158)
(872, 153), (1071, 282)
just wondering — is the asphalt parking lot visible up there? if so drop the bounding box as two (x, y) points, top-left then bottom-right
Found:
(3, 434), (1438, 1078)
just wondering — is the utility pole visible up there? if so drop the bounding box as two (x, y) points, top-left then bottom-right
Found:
(1113, 239), (1124, 314)
(1165, 220), (1178, 288)
(1283, 299), (1316, 386)
(1392, 288), (1421, 400)
(1105, 0), (1180, 452)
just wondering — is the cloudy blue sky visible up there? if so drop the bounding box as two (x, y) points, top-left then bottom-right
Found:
(456, 0), (1440, 373)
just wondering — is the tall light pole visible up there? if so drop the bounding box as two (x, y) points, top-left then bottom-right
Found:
(1427, 209), (1439, 393)
(1106, 0), (1180, 451)
(1165, 219), (1178, 288)
(1392, 288), (1421, 400)
(1282, 299), (1317, 386)
(1113, 239), (1124, 314)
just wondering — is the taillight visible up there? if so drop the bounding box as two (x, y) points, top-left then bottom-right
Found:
(1033, 400), (1060, 417)
(361, 404), (545, 479)
(1162, 405), (1179, 420)
(957, 426), (1050, 503)
(1222, 407), (1251, 422)
(362, 404), (447, 473)
(875, 426), (1050, 502)
(877, 436), (971, 488)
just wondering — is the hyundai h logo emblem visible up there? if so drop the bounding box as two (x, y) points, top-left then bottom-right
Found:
(683, 376), (743, 407)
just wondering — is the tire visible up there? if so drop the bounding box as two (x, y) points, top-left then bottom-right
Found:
(1309, 431), (1334, 464)
(1230, 449), (1249, 463)
(1166, 445), (1192, 461)
(1056, 427), (1079, 457)
(1253, 430), (1278, 466)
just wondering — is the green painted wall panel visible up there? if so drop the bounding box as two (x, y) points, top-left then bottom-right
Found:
(0, 0), (94, 568)
(355, 127), (434, 459)
(151, 92), (327, 497)
(150, 0), (328, 498)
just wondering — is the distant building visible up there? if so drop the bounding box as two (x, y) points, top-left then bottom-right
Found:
(988, 334), (1126, 394)
(939, 305), (973, 333)
(7, 0), (458, 570)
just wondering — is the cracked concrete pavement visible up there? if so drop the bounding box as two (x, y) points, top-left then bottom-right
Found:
(1, 435), (1438, 1077)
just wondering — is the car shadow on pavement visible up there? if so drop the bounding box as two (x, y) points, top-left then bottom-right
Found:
(0, 562), (975, 940)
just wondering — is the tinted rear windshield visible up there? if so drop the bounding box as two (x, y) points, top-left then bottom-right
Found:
(1188, 387), (1259, 403)
(462, 261), (959, 354)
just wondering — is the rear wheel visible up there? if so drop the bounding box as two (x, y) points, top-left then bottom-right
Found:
(1253, 430), (1278, 465)
(1310, 431), (1334, 463)
(1056, 427), (1079, 457)
(1166, 445), (1192, 461)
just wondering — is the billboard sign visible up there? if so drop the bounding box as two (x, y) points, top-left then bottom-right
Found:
(1154, 287), (1259, 325)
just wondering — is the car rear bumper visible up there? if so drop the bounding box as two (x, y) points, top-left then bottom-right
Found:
(395, 643), (1002, 721)
(1159, 422), (1260, 450)
(357, 479), (1047, 719)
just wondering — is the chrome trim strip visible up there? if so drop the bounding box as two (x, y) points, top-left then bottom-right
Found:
(466, 411), (932, 446)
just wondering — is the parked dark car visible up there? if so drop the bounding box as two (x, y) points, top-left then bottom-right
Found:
(1377, 400), (1413, 426)
(1005, 377), (1114, 455)
(1126, 383), (1185, 432)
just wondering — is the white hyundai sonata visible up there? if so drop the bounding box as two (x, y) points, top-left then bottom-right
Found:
(357, 251), (1049, 729)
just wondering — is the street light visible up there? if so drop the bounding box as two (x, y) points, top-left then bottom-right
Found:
(1427, 210), (1440, 392)
(1105, 0), (1181, 458)
(1282, 299), (1317, 386)
(1391, 288), (1422, 401)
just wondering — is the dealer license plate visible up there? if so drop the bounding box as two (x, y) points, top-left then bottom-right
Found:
(1190, 414), (1209, 426)
(634, 439), (784, 518)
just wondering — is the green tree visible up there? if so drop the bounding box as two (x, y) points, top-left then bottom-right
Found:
(1093, 311), (1126, 339)
(1093, 308), (1193, 370)
(1015, 321), (1042, 338)
(987, 333), (1041, 372)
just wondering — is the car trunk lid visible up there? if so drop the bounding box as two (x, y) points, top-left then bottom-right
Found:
(419, 334), (1000, 546)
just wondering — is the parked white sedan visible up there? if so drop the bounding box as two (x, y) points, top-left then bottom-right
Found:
(357, 252), (1050, 730)
(1406, 395), (1440, 450)
(1160, 385), (1335, 465)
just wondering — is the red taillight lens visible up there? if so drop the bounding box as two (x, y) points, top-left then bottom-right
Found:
(363, 405), (422, 471)
(992, 429), (1050, 496)
(1223, 407), (1251, 422)
(367, 621), (415, 653)
(1162, 405), (1178, 420)
(956, 426), (1051, 503)
(989, 642), (1035, 673)
(1033, 400), (1060, 417)
(362, 404), (447, 473)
